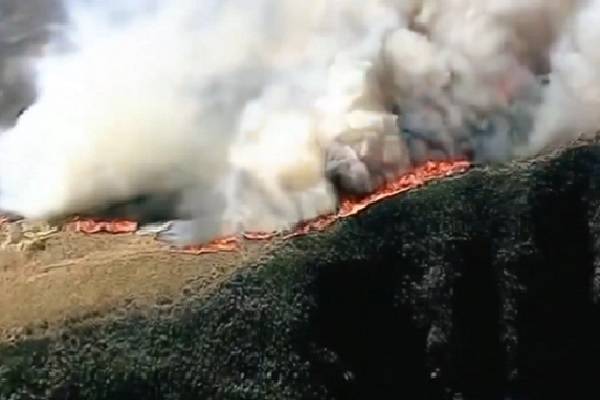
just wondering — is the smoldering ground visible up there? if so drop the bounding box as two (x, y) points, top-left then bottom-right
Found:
(0, 0), (598, 244)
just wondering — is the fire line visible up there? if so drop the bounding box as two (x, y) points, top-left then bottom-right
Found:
(175, 160), (471, 254)
(0, 160), (470, 255)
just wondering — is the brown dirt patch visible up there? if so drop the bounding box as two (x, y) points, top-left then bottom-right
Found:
(0, 220), (270, 335)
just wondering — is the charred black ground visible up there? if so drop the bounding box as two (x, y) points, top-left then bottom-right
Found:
(2, 141), (600, 399)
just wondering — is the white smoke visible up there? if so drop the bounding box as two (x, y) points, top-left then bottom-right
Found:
(0, 0), (597, 244)
(529, 0), (600, 152)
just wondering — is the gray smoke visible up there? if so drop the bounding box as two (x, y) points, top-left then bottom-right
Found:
(0, 0), (597, 244)
(0, 0), (64, 126)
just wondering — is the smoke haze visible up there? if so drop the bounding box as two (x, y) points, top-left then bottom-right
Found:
(0, 0), (598, 243)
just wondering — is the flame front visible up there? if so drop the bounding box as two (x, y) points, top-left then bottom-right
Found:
(31, 159), (470, 255)
(2, 0), (600, 246)
(65, 218), (138, 234)
(0, 160), (470, 254)
(174, 159), (471, 254)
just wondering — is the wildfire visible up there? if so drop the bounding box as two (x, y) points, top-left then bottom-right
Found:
(179, 236), (241, 254)
(7, 160), (469, 254)
(177, 159), (471, 254)
(64, 218), (139, 234)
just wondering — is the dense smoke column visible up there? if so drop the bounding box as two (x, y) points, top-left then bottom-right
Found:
(0, 0), (65, 126)
(0, 1), (599, 244)
(321, 1), (576, 195)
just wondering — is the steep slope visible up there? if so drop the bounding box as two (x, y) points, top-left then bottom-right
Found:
(1, 140), (600, 399)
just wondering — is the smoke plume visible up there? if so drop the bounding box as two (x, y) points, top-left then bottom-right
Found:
(0, 0), (597, 244)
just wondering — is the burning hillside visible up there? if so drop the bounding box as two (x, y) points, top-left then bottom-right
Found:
(175, 160), (471, 254)
(0, 1), (599, 246)
(2, 140), (600, 399)
(3, 3), (600, 398)
(58, 160), (470, 254)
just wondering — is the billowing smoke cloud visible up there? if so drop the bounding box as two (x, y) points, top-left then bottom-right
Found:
(0, 0), (65, 126)
(0, 0), (597, 244)
(528, 0), (600, 153)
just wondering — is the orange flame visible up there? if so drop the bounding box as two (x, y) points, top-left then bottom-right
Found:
(177, 160), (471, 254)
(64, 218), (138, 234)
(179, 236), (241, 255)
(26, 160), (470, 255)
(284, 160), (470, 238)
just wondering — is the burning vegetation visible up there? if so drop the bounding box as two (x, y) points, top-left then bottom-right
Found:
(0, 1), (599, 248)
(175, 160), (470, 254)
(60, 160), (470, 254)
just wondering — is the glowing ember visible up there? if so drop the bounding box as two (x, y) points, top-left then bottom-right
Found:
(65, 218), (139, 234)
(178, 160), (471, 254)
